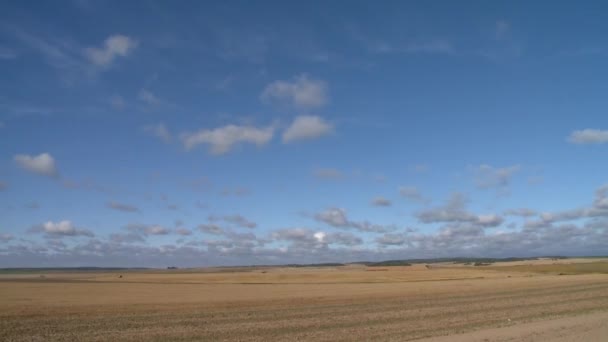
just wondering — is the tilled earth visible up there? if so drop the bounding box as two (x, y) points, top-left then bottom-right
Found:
(1, 269), (607, 341)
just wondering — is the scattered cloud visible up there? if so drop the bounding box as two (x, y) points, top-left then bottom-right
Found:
(180, 123), (275, 155)
(261, 74), (328, 109)
(504, 208), (537, 217)
(143, 123), (171, 143)
(416, 193), (503, 227)
(106, 201), (139, 213)
(282, 115), (333, 143)
(175, 228), (192, 236)
(371, 197), (391, 207)
(0, 233), (14, 243)
(126, 223), (171, 236)
(472, 164), (521, 193)
(314, 207), (394, 232)
(399, 186), (425, 203)
(313, 168), (343, 180)
(84, 34), (137, 67)
(138, 89), (160, 106)
(222, 214), (257, 228)
(568, 129), (608, 144)
(376, 233), (408, 246)
(14, 153), (59, 178)
(198, 224), (224, 235)
(30, 220), (94, 238)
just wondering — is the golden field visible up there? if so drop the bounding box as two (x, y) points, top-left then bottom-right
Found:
(1, 258), (608, 341)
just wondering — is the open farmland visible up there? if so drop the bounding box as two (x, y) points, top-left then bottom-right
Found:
(1, 259), (608, 341)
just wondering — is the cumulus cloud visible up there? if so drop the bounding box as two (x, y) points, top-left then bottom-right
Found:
(472, 164), (520, 190)
(14, 153), (58, 178)
(84, 34), (137, 67)
(30, 220), (94, 238)
(523, 184), (608, 228)
(282, 115), (333, 143)
(371, 197), (392, 207)
(198, 224), (224, 235)
(126, 223), (170, 236)
(106, 201), (139, 213)
(568, 129), (608, 144)
(0, 233), (14, 243)
(376, 233), (407, 246)
(180, 124), (275, 155)
(313, 168), (343, 180)
(143, 123), (171, 143)
(261, 74), (328, 109)
(416, 193), (503, 227)
(175, 228), (192, 236)
(399, 186), (425, 203)
(314, 207), (394, 232)
(222, 215), (257, 228)
(504, 208), (537, 217)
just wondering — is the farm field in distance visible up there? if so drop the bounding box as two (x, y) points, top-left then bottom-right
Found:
(1, 258), (608, 341)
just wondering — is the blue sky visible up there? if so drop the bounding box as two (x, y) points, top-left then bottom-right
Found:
(1, 1), (608, 267)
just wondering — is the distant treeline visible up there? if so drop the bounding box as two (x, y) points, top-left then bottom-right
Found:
(0, 256), (580, 272)
(0, 267), (149, 273)
(284, 263), (345, 268)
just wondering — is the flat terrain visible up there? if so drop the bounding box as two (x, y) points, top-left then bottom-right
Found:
(1, 258), (607, 341)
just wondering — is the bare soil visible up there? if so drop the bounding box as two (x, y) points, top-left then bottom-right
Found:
(1, 260), (607, 341)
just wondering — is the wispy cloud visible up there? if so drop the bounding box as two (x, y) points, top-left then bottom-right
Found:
(261, 74), (328, 109)
(568, 129), (608, 144)
(84, 34), (137, 67)
(143, 123), (171, 143)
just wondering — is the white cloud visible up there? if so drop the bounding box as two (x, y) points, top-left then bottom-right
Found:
(180, 124), (275, 155)
(138, 89), (160, 106)
(14, 153), (58, 178)
(282, 115), (333, 143)
(261, 74), (328, 109)
(143, 123), (171, 143)
(84, 34), (137, 67)
(33, 220), (94, 238)
(568, 129), (608, 144)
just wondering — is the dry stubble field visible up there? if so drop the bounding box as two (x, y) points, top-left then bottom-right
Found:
(1, 258), (608, 341)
